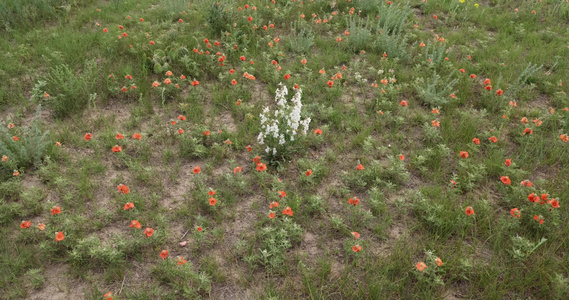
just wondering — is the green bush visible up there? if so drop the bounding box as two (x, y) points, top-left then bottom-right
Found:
(0, 105), (50, 178)
(31, 59), (99, 118)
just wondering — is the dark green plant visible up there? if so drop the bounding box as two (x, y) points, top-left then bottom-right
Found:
(206, 3), (231, 37)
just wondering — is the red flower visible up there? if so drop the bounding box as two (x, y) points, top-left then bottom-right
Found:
(551, 199), (560, 208)
(483, 78), (491, 85)
(400, 100), (408, 107)
(351, 232), (360, 239)
(356, 164), (364, 171)
(510, 208), (521, 218)
(159, 250), (169, 260)
(129, 220), (141, 229)
(144, 227), (154, 237)
(348, 196), (360, 206)
(465, 206), (475, 216)
(282, 206), (293, 216)
(116, 133), (124, 140)
(176, 256), (187, 265)
(488, 136), (498, 143)
(496, 89), (503, 95)
(117, 184), (130, 194)
(246, 145), (252, 152)
(193, 166), (201, 174)
(284, 74), (291, 80)
(472, 138), (480, 145)
(327, 80), (334, 88)
(269, 212), (276, 219)
(20, 221), (31, 229)
(233, 166), (242, 173)
(277, 191), (286, 199)
(459, 151), (469, 159)
(505, 159), (511, 167)
(305, 169), (313, 176)
(112, 145), (122, 152)
(433, 15), (438, 19)
(521, 180), (533, 187)
(208, 197), (217, 206)
(84, 133), (93, 141)
(132, 133), (142, 140)
(253, 156), (261, 164)
(231, 79), (237, 86)
(352, 244), (362, 252)
(51, 206), (62, 215)
(55, 231), (65, 242)
(500, 176), (511, 185)
(314, 128), (323, 135)
(124, 202), (135, 210)
(470, 74), (477, 79)
(256, 163), (267, 172)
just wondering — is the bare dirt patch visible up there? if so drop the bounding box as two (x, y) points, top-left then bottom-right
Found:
(25, 263), (87, 300)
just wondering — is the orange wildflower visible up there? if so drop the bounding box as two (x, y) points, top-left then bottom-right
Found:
(435, 257), (443, 266)
(55, 231), (65, 242)
(193, 166), (201, 174)
(21, 221), (31, 229)
(129, 220), (141, 229)
(282, 206), (293, 216)
(416, 262), (427, 271)
(51, 206), (62, 215)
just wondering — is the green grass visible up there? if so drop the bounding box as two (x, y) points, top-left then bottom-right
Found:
(1, 0), (569, 299)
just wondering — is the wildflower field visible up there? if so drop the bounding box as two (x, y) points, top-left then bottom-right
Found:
(1, 0), (569, 299)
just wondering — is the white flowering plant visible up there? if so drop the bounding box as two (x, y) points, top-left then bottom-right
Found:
(257, 83), (311, 161)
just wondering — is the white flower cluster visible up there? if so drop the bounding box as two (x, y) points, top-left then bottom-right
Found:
(354, 72), (367, 83)
(257, 83), (311, 156)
